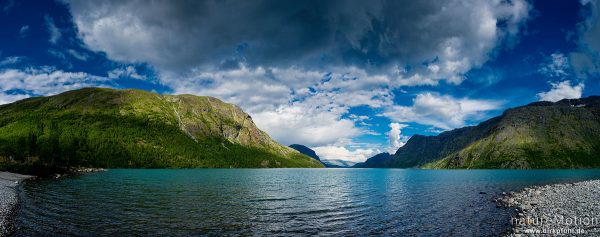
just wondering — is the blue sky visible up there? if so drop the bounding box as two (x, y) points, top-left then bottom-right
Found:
(1, 0), (599, 163)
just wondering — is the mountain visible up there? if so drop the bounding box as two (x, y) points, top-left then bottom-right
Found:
(288, 144), (351, 168)
(352, 152), (391, 168)
(363, 96), (600, 169)
(289, 144), (320, 161)
(320, 159), (358, 168)
(0, 88), (323, 173)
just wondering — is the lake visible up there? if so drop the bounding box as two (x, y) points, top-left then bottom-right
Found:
(13, 169), (600, 236)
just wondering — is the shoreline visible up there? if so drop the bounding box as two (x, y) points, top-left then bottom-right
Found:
(0, 172), (34, 236)
(499, 179), (600, 236)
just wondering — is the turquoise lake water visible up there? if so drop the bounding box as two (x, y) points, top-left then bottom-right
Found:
(13, 169), (600, 236)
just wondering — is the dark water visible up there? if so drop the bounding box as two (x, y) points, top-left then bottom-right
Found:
(13, 169), (600, 236)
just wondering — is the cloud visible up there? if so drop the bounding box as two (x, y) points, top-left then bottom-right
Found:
(68, 0), (530, 85)
(539, 53), (570, 78)
(579, 0), (600, 53)
(312, 145), (379, 163)
(165, 63), (503, 147)
(19, 25), (29, 37)
(349, 114), (370, 121)
(166, 64), (394, 147)
(167, 65), (303, 113)
(252, 105), (361, 147)
(108, 66), (145, 80)
(0, 67), (113, 105)
(388, 123), (409, 154)
(47, 49), (66, 60)
(44, 15), (62, 44)
(0, 93), (28, 105)
(0, 56), (23, 67)
(384, 93), (502, 130)
(46, 48), (91, 65)
(47, 49), (74, 68)
(67, 49), (89, 61)
(571, 0), (600, 77)
(2, 0), (14, 13)
(65, 0), (530, 159)
(537, 80), (584, 102)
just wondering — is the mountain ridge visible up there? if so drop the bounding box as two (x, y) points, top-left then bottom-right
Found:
(358, 96), (600, 169)
(0, 88), (323, 174)
(352, 152), (391, 168)
(289, 144), (320, 161)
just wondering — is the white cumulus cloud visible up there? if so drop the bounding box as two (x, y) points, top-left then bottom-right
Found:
(252, 104), (362, 147)
(537, 80), (584, 102)
(167, 64), (394, 147)
(312, 145), (379, 163)
(0, 67), (113, 105)
(388, 123), (409, 154)
(384, 93), (502, 130)
(0, 93), (29, 105)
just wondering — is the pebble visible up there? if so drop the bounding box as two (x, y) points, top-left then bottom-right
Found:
(0, 172), (33, 236)
(500, 180), (600, 237)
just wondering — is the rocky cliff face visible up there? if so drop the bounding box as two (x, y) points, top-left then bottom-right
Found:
(378, 96), (600, 169)
(120, 90), (296, 156)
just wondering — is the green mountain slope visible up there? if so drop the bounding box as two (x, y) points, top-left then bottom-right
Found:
(0, 88), (323, 173)
(365, 96), (600, 169)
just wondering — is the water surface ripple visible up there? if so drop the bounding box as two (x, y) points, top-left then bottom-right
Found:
(13, 169), (600, 236)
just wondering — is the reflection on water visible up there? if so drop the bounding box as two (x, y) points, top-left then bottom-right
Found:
(14, 169), (600, 236)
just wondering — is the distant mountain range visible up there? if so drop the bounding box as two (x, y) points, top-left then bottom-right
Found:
(0, 88), (323, 174)
(358, 96), (600, 169)
(288, 144), (357, 168)
(321, 159), (359, 168)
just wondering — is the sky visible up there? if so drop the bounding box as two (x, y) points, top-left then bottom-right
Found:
(1, 0), (599, 164)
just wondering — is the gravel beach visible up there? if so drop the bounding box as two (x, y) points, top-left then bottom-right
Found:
(0, 172), (33, 236)
(500, 180), (600, 236)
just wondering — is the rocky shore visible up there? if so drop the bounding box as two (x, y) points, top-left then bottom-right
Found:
(52, 167), (107, 179)
(0, 172), (33, 236)
(499, 180), (600, 236)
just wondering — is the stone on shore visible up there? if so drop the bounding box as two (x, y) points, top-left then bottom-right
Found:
(500, 180), (600, 237)
(0, 172), (33, 236)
